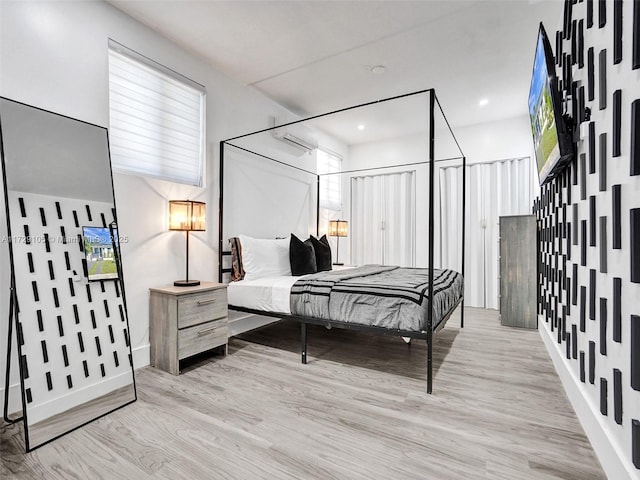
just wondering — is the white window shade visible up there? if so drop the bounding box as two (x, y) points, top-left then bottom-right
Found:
(108, 41), (206, 186)
(318, 149), (342, 211)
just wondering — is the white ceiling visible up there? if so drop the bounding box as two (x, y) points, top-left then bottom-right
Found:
(107, 0), (563, 143)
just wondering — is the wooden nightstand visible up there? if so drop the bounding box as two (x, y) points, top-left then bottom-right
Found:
(149, 282), (228, 375)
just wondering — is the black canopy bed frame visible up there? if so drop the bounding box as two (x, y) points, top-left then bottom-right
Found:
(218, 89), (466, 394)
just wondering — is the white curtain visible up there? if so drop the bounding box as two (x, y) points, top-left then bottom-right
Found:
(439, 157), (536, 309)
(351, 171), (416, 267)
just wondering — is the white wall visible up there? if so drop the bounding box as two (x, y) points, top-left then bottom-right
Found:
(0, 0), (293, 413)
(220, 120), (348, 256)
(456, 115), (535, 165)
(222, 143), (318, 241)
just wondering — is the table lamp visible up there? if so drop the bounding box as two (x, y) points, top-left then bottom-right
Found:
(328, 219), (348, 266)
(169, 200), (206, 286)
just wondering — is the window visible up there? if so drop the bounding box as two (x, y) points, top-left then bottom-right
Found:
(108, 40), (206, 186)
(317, 149), (342, 211)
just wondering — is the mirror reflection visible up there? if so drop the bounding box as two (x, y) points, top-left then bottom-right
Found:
(0, 97), (136, 451)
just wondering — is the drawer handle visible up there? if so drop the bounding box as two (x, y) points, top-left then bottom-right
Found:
(197, 327), (217, 336)
(197, 299), (216, 306)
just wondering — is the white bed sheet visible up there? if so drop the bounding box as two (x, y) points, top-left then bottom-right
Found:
(227, 275), (310, 314)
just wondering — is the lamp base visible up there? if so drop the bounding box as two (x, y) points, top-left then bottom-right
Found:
(174, 279), (201, 287)
(333, 262), (344, 266)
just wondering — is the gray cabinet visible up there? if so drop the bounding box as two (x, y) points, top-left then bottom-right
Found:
(499, 215), (537, 329)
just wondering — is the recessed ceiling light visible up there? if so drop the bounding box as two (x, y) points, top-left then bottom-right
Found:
(370, 65), (386, 74)
(478, 98), (489, 107)
(357, 124), (365, 131)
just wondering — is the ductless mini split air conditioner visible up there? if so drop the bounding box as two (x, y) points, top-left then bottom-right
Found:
(271, 117), (318, 155)
(273, 131), (317, 152)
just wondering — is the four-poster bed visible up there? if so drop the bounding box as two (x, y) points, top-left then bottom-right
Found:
(218, 89), (466, 393)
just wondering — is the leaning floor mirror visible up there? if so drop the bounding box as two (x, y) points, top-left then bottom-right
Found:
(0, 97), (136, 451)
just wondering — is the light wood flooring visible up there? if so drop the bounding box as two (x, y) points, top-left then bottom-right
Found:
(1, 308), (605, 479)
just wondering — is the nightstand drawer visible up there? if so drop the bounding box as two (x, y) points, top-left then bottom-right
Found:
(178, 289), (227, 329)
(178, 318), (227, 360)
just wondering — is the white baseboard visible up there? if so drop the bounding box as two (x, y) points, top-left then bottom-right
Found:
(539, 321), (635, 480)
(0, 381), (22, 418)
(132, 343), (150, 370)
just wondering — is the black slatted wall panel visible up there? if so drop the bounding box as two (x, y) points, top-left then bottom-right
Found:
(534, 0), (640, 472)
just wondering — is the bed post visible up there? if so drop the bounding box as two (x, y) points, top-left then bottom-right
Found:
(461, 155), (466, 329)
(301, 322), (307, 364)
(218, 141), (225, 283)
(427, 89), (436, 395)
(316, 175), (320, 236)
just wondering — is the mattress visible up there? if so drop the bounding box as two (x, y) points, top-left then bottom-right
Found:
(228, 265), (463, 333)
(227, 275), (307, 314)
(227, 267), (356, 314)
(290, 265), (464, 332)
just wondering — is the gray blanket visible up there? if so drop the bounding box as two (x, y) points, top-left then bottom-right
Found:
(290, 265), (463, 332)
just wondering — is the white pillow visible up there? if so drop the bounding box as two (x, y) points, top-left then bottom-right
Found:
(238, 234), (291, 281)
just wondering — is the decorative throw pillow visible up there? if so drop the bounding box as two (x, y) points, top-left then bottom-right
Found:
(310, 234), (332, 271)
(290, 234), (317, 276)
(229, 237), (245, 281)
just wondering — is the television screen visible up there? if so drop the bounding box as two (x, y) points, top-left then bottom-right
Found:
(82, 226), (119, 281)
(529, 24), (572, 184)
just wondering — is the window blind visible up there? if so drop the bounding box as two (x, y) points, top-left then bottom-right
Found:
(108, 41), (206, 186)
(317, 149), (342, 211)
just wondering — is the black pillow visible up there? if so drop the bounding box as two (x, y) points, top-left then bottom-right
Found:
(310, 234), (332, 272)
(290, 234), (317, 276)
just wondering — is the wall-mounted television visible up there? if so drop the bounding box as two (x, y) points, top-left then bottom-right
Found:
(82, 226), (119, 281)
(529, 23), (574, 185)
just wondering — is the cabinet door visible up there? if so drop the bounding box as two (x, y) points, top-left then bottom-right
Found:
(500, 215), (537, 328)
(350, 171), (416, 267)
